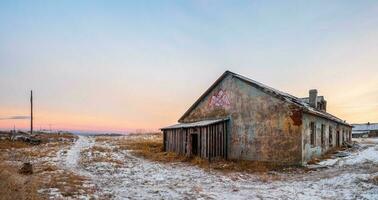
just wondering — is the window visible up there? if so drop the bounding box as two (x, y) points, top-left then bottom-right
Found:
(349, 130), (351, 141)
(336, 130), (340, 147)
(321, 124), (325, 146)
(329, 126), (333, 147)
(310, 122), (316, 146)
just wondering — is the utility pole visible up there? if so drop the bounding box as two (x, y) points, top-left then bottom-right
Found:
(11, 124), (16, 140)
(30, 90), (33, 135)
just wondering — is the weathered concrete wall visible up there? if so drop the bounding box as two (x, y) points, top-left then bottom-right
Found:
(180, 74), (303, 165)
(302, 113), (352, 163)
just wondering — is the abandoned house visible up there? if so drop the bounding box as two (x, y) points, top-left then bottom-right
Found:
(352, 123), (378, 138)
(161, 71), (352, 165)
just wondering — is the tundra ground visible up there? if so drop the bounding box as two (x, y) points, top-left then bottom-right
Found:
(0, 134), (377, 200)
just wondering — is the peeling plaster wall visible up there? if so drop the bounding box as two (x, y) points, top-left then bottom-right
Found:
(302, 113), (352, 163)
(180, 75), (303, 165)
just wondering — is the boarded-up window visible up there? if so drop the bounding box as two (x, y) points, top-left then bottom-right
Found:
(321, 124), (325, 146)
(310, 122), (316, 146)
(336, 130), (340, 147)
(329, 126), (333, 147)
(348, 130), (351, 141)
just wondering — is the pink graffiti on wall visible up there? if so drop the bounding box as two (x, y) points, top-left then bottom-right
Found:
(209, 89), (230, 108)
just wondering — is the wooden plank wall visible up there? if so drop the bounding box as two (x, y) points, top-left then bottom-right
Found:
(163, 128), (188, 155)
(163, 121), (228, 160)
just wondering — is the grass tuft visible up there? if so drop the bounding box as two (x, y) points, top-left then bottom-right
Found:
(117, 134), (299, 174)
(0, 139), (31, 149)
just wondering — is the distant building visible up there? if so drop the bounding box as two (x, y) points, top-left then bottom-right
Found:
(352, 123), (378, 138)
(161, 71), (352, 165)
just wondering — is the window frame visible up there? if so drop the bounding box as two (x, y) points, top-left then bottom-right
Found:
(329, 126), (333, 147)
(310, 122), (316, 146)
(321, 124), (325, 147)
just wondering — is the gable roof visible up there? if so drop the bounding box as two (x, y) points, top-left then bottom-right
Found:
(179, 71), (351, 127)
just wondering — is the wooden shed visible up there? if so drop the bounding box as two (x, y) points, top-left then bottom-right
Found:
(161, 119), (229, 159)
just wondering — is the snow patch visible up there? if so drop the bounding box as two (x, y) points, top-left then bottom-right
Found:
(317, 143), (378, 167)
(52, 135), (378, 199)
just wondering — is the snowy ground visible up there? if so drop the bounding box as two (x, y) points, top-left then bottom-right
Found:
(53, 136), (378, 200)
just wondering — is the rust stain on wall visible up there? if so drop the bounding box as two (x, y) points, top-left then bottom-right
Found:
(290, 106), (303, 126)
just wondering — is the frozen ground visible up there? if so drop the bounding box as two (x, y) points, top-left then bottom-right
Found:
(57, 136), (378, 200)
(60, 136), (94, 177)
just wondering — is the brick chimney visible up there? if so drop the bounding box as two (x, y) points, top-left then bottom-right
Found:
(309, 89), (318, 108)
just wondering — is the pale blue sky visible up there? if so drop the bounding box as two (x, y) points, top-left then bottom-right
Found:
(1, 1), (378, 132)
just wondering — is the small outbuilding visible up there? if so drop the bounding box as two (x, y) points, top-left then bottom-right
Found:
(352, 123), (378, 138)
(161, 71), (352, 165)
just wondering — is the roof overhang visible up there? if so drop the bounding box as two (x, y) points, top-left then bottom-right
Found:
(161, 118), (228, 130)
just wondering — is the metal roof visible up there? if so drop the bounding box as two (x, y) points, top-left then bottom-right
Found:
(352, 123), (378, 131)
(161, 118), (227, 130)
(178, 71), (351, 127)
(352, 130), (369, 135)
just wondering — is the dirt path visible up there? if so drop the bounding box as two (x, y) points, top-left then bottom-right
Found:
(60, 136), (94, 177)
(65, 136), (93, 169)
(59, 136), (378, 199)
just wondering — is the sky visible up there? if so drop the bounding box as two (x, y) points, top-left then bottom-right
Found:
(0, 0), (377, 133)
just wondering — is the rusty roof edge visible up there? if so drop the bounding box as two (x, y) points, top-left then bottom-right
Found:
(161, 118), (230, 130)
(302, 108), (352, 127)
(233, 76), (305, 109)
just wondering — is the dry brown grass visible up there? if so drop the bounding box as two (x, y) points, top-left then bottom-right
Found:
(116, 136), (190, 163)
(117, 134), (295, 174)
(39, 164), (58, 173)
(127, 132), (162, 136)
(369, 175), (378, 185)
(0, 139), (31, 149)
(0, 136), (72, 162)
(358, 174), (378, 186)
(23, 149), (50, 159)
(92, 157), (124, 165)
(95, 137), (114, 143)
(34, 132), (77, 143)
(0, 133), (82, 199)
(307, 147), (345, 165)
(10, 142), (67, 163)
(80, 145), (124, 167)
(0, 163), (42, 200)
(91, 145), (111, 153)
(207, 159), (288, 173)
(42, 171), (94, 198)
